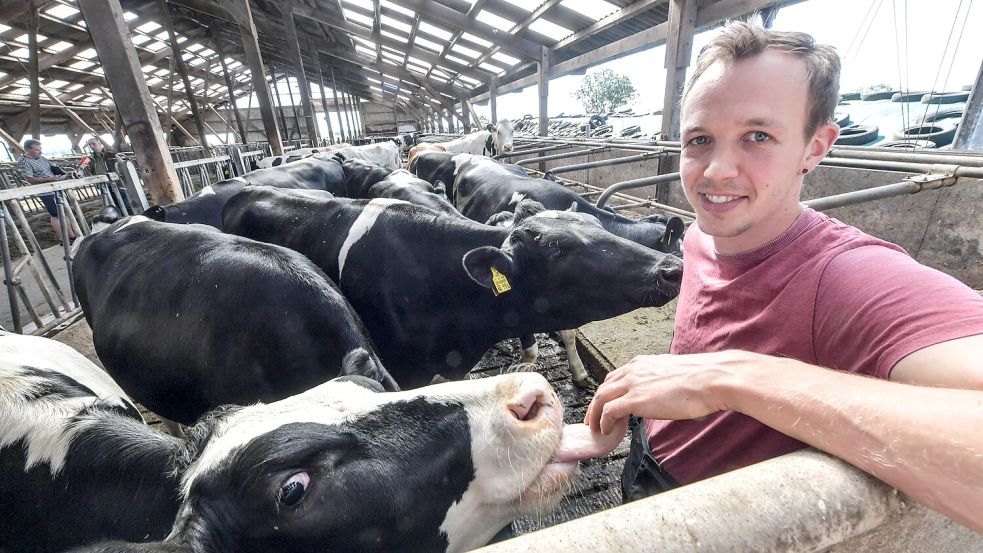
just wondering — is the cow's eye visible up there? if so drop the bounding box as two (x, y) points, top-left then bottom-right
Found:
(279, 472), (310, 506)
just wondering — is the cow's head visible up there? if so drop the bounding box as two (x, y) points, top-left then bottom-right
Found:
(492, 119), (514, 153)
(463, 200), (682, 325)
(86, 358), (575, 553)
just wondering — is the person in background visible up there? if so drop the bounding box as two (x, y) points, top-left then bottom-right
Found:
(585, 21), (983, 532)
(17, 139), (77, 243)
(84, 137), (132, 215)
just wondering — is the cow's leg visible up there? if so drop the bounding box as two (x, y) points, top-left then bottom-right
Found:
(560, 329), (590, 388)
(520, 334), (539, 364)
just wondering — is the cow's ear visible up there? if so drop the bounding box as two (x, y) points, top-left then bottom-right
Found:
(660, 217), (685, 250)
(486, 123), (495, 132)
(333, 152), (347, 163)
(512, 199), (545, 224)
(338, 348), (400, 392)
(644, 213), (668, 225)
(463, 246), (515, 291)
(567, 201), (578, 212)
(432, 180), (447, 197)
(143, 205), (166, 221)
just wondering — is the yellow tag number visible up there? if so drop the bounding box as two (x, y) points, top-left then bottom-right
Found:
(490, 267), (511, 296)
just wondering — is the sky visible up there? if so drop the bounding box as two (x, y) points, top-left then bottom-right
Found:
(10, 0), (982, 159)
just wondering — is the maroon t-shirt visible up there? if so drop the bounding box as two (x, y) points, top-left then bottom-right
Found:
(647, 207), (983, 485)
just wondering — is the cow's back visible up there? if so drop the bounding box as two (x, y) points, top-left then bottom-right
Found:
(74, 218), (379, 424)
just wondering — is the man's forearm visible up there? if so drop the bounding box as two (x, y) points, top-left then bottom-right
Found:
(722, 358), (983, 532)
(23, 175), (62, 184)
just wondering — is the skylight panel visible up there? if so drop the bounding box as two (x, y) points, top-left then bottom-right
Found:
(101, 98), (115, 106)
(459, 75), (480, 86)
(47, 41), (73, 53)
(189, 58), (206, 66)
(381, 0), (414, 17)
(0, 24), (10, 35)
(353, 37), (376, 49)
(70, 60), (95, 70)
(380, 30), (405, 42)
(142, 64), (158, 73)
(131, 34), (151, 45)
(383, 58), (400, 67)
(478, 62), (506, 74)
(381, 15), (412, 33)
(147, 77), (163, 86)
(123, 11), (139, 21)
(11, 87), (31, 96)
(418, 21), (452, 41)
(199, 48), (215, 57)
(407, 64), (426, 75)
(44, 79), (70, 89)
(560, 0), (617, 20)
(9, 48), (30, 59)
(136, 21), (161, 33)
(475, 10), (514, 31)
(355, 45), (376, 58)
(381, 50), (402, 62)
(414, 36), (442, 52)
(63, 83), (83, 92)
(491, 51), (520, 66)
(429, 74), (448, 83)
(342, 0), (373, 10)
(366, 76), (381, 84)
(145, 41), (167, 52)
(528, 18), (571, 40)
(185, 43), (204, 52)
(78, 48), (97, 59)
(444, 54), (470, 66)
(406, 56), (429, 68)
(461, 33), (491, 47)
(451, 44), (480, 59)
(344, 9), (373, 27)
(15, 33), (48, 43)
(45, 4), (80, 19)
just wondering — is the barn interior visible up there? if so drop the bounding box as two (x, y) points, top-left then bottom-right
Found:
(1, 0), (983, 551)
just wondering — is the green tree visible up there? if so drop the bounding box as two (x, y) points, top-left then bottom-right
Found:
(573, 69), (637, 114)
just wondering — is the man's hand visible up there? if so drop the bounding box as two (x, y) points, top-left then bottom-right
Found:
(584, 350), (771, 435)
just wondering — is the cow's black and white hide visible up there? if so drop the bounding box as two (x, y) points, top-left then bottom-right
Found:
(69, 371), (594, 553)
(73, 216), (395, 426)
(144, 155), (345, 229)
(222, 188), (682, 388)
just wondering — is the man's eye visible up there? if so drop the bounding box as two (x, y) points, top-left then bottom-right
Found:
(687, 136), (710, 146)
(747, 131), (770, 143)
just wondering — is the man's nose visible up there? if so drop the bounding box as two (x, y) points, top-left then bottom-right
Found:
(703, 145), (740, 181)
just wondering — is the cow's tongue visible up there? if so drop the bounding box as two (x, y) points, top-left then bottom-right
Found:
(551, 419), (629, 463)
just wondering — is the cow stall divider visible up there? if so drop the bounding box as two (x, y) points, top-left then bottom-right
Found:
(0, 174), (124, 334)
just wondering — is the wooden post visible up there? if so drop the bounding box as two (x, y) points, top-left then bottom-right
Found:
(284, 74), (304, 142)
(232, 0), (283, 155)
(78, 0), (184, 204)
(489, 74), (498, 124)
(284, 11), (320, 143)
(660, 0), (696, 142)
(213, 36), (248, 143)
(27, 6), (41, 140)
(315, 51), (335, 145)
(156, 0), (209, 149)
(538, 46), (551, 139)
(269, 69), (292, 140)
(341, 89), (355, 140)
(329, 66), (347, 142)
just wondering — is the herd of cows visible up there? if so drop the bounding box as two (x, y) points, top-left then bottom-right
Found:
(1, 121), (685, 553)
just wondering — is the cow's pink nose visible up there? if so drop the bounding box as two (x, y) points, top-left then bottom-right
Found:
(506, 374), (551, 421)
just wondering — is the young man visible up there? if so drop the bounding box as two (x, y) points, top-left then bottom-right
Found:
(16, 139), (77, 242)
(585, 22), (983, 531)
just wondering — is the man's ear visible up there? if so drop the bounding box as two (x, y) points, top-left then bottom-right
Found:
(804, 122), (840, 171)
(463, 246), (515, 289)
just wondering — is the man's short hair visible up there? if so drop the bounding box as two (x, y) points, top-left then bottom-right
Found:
(683, 20), (841, 138)
(23, 139), (41, 150)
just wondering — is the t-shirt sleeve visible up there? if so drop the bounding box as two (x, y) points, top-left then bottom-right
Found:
(16, 157), (34, 178)
(813, 245), (983, 380)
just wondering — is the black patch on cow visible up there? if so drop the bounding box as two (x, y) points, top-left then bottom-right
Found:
(0, 406), (183, 553)
(143, 205), (166, 222)
(182, 399), (473, 552)
(271, 158), (283, 167)
(16, 365), (97, 402)
(483, 134), (497, 157)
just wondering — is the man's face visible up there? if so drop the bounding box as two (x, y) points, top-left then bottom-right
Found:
(88, 140), (103, 153)
(679, 49), (831, 254)
(26, 144), (42, 158)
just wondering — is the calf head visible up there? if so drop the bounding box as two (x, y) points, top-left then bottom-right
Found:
(493, 119), (514, 153)
(81, 362), (572, 553)
(463, 200), (682, 326)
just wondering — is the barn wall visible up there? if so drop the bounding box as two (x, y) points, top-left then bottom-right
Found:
(362, 101), (418, 135)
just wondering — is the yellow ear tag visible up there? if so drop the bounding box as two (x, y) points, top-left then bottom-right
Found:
(490, 267), (511, 296)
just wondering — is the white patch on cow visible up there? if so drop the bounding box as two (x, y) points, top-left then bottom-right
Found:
(494, 119), (514, 152)
(337, 199), (408, 282)
(0, 335), (139, 475)
(534, 210), (603, 228)
(509, 192), (526, 206)
(113, 215), (152, 233)
(452, 153), (478, 177)
(199, 185), (216, 196)
(439, 131), (493, 156)
(386, 169), (418, 188)
(323, 142), (402, 170)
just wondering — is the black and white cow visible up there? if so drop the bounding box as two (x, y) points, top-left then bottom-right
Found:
(73, 216), (396, 426)
(418, 119), (515, 157)
(341, 157), (465, 219)
(0, 333), (182, 552)
(315, 141), (402, 170)
(10, 335), (607, 553)
(144, 156), (345, 229)
(222, 188), (682, 389)
(450, 154), (685, 255)
(253, 145), (350, 170)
